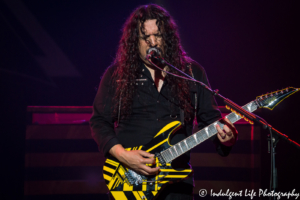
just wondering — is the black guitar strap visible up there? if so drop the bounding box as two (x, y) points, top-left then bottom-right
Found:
(187, 63), (197, 130)
(179, 63), (197, 127)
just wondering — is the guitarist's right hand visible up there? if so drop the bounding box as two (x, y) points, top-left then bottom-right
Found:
(109, 144), (160, 175)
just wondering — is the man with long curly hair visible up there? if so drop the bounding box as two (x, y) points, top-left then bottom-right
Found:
(90, 4), (237, 199)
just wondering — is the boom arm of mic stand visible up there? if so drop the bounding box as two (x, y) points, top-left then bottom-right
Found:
(146, 56), (300, 150)
(149, 56), (261, 124)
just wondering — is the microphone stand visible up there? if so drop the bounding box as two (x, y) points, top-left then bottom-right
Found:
(146, 55), (300, 199)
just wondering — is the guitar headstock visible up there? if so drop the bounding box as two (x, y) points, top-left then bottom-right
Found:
(256, 87), (299, 110)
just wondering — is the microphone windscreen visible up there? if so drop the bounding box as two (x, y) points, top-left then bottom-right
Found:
(146, 47), (161, 56)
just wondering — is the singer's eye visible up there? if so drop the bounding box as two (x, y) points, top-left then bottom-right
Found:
(139, 34), (162, 43)
(139, 36), (149, 41)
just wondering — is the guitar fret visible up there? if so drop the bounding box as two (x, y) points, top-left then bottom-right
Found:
(246, 103), (252, 112)
(229, 114), (234, 121)
(166, 151), (172, 162)
(168, 150), (173, 161)
(201, 130), (208, 140)
(186, 137), (191, 148)
(193, 134), (198, 144)
(164, 151), (169, 162)
(190, 136), (197, 147)
(184, 140), (189, 150)
(170, 147), (177, 158)
(233, 112), (241, 123)
(208, 125), (215, 136)
(178, 142), (184, 153)
(204, 127), (209, 137)
(174, 145), (180, 156)
(176, 144), (183, 155)
(234, 112), (240, 121)
(173, 146), (179, 156)
(168, 148), (174, 160)
(161, 151), (168, 163)
(196, 132), (204, 142)
(181, 141), (188, 152)
(216, 121), (224, 130)
(228, 113), (237, 122)
(186, 137), (194, 148)
(250, 102), (257, 112)
(161, 151), (166, 162)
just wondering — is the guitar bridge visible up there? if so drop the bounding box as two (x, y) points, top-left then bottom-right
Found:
(124, 169), (143, 185)
(124, 169), (166, 186)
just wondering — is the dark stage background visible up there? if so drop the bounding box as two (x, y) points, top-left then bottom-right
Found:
(1, 0), (299, 199)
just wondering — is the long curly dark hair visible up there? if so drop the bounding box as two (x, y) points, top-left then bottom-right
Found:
(112, 4), (193, 121)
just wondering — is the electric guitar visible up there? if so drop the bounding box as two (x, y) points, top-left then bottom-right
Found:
(103, 87), (299, 200)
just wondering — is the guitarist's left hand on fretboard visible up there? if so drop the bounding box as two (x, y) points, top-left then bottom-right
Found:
(216, 117), (238, 146)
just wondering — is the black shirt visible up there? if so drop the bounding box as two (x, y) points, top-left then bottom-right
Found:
(90, 60), (231, 185)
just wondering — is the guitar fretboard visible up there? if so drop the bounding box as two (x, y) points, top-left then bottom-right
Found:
(160, 101), (258, 163)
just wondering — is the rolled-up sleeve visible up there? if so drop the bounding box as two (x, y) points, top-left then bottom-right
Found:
(90, 66), (120, 156)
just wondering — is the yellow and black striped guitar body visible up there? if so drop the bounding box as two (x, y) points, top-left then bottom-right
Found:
(103, 121), (192, 200)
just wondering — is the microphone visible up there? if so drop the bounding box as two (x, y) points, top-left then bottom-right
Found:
(146, 47), (161, 57)
(146, 47), (165, 64)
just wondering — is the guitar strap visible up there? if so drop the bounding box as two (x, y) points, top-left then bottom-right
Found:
(115, 90), (122, 128)
(179, 63), (197, 128)
(188, 63), (197, 130)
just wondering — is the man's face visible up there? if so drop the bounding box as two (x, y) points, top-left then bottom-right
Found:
(138, 19), (163, 65)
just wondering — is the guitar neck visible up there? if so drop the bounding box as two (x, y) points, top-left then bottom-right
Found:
(160, 100), (259, 163)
